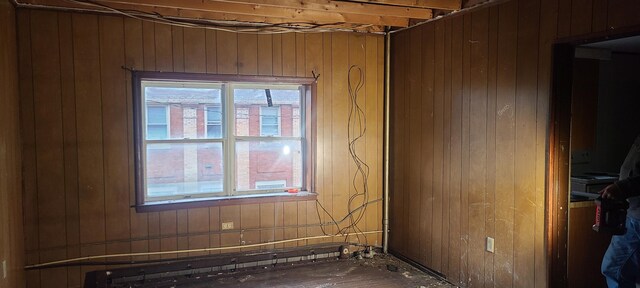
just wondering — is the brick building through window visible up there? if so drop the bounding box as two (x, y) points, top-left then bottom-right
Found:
(134, 74), (311, 206)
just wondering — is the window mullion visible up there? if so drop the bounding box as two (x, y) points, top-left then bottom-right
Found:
(225, 83), (235, 197)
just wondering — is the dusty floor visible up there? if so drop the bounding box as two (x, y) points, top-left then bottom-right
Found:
(185, 254), (457, 288)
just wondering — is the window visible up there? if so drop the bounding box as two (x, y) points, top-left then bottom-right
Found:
(146, 105), (168, 140)
(206, 105), (222, 138)
(260, 106), (280, 136)
(133, 72), (315, 210)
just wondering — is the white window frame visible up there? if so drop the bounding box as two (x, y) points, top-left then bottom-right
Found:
(137, 79), (307, 205)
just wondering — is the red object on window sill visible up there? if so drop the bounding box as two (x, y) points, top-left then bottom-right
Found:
(286, 188), (300, 193)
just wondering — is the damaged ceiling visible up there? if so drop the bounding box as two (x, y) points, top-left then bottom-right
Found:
(12, 0), (491, 33)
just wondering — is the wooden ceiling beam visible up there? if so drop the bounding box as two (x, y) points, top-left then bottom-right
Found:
(95, 0), (412, 26)
(341, 0), (461, 10)
(213, 0), (433, 19)
(20, 0), (389, 31)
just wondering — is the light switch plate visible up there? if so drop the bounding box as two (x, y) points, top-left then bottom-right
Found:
(222, 222), (234, 230)
(486, 237), (495, 253)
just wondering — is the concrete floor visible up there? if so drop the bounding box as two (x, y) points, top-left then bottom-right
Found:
(184, 254), (456, 288)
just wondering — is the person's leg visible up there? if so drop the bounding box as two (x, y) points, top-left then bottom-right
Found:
(602, 217), (640, 288)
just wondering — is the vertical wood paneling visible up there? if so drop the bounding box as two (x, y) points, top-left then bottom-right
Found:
(100, 16), (130, 242)
(406, 26), (422, 260)
(494, 2), (518, 287)
(330, 32), (350, 242)
(460, 13), (471, 285)
(391, 0), (640, 287)
(432, 20), (445, 272)
(513, 0), (540, 287)
(1, 2), (24, 287)
(58, 12), (81, 287)
(387, 0), (640, 286)
(321, 33), (334, 238)
(484, 6), (499, 286)
(364, 34), (380, 246)
(441, 19), (452, 277)
(419, 22), (433, 265)
(447, 17), (463, 285)
(591, 0), (608, 33)
(31, 10), (66, 250)
(570, 0), (593, 35)
(125, 18), (148, 243)
(18, 8), (38, 256)
(237, 34), (257, 75)
(19, 10), (384, 287)
(557, 0), (572, 38)
(468, 9), (488, 287)
(390, 31), (406, 255)
(607, 0), (640, 29)
(305, 33), (323, 244)
(73, 13), (106, 245)
(536, 0), (558, 286)
(257, 34), (273, 76)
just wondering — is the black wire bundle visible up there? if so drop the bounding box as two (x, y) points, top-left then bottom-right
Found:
(314, 65), (371, 244)
(342, 65), (370, 243)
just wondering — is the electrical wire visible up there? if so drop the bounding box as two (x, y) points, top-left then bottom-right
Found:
(343, 65), (370, 243)
(312, 65), (372, 244)
(32, 0), (377, 34)
(24, 231), (382, 270)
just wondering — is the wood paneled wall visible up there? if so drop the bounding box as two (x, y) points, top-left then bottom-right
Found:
(17, 9), (384, 288)
(0, 1), (25, 287)
(390, 0), (640, 287)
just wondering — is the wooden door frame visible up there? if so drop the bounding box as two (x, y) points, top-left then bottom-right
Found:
(547, 25), (640, 287)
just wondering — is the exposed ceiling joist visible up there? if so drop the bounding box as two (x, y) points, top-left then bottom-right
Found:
(17, 0), (468, 33)
(341, 0), (461, 10)
(96, 0), (415, 26)
(214, 0), (433, 19)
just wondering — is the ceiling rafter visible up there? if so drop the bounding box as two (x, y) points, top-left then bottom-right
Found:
(212, 0), (433, 19)
(91, 0), (414, 26)
(17, 0), (469, 33)
(340, 0), (461, 10)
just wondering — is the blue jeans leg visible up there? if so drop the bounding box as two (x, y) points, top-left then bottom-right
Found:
(601, 217), (640, 288)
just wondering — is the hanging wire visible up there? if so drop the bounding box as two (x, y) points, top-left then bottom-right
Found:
(40, 0), (376, 34)
(313, 65), (371, 245)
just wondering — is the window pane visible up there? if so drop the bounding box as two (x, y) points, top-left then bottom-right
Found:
(234, 87), (301, 137)
(261, 125), (279, 137)
(147, 125), (168, 140)
(143, 83), (222, 140)
(147, 106), (167, 124)
(235, 140), (302, 191)
(146, 142), (224, 199)
(207, 125), (222, 138)
(206, 106), (222, 138)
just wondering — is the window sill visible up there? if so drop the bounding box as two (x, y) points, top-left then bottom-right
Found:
(135, 191), (317, 213)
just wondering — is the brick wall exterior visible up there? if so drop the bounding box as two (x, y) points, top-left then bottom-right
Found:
(147, 103), (299, 192)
